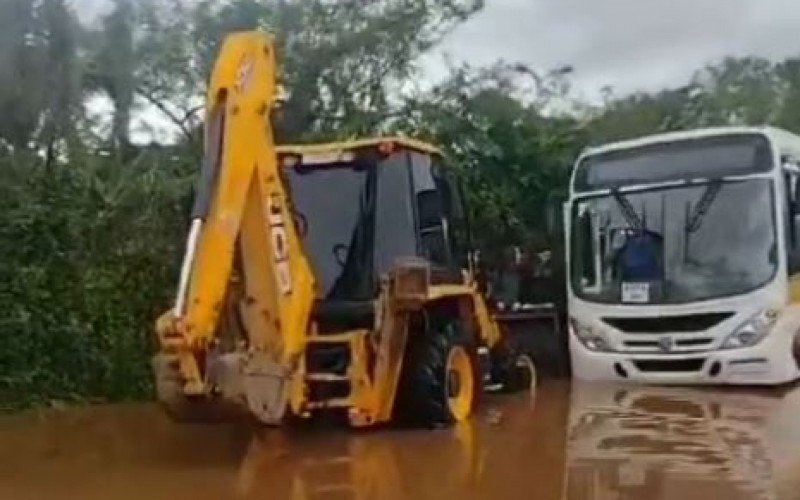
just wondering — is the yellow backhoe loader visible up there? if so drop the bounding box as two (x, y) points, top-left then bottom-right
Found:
(153, 31), (537, 427)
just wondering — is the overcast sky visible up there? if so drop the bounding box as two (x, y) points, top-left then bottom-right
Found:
(424, 0), (800, 101)
(73, 0), (800, 139)
(75, 0), (800, 100)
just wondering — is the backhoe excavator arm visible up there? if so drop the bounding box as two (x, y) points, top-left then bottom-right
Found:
(155, 32), (316, 420)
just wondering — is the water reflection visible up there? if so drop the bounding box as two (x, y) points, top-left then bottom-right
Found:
(235, 388), (560, 500)
(2, 382), (800, 499)
(565, 384), (793, 500)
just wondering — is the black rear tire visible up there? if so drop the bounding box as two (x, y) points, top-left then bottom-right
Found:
(491, 335), (537, 394)
(394, 316), (479, 426)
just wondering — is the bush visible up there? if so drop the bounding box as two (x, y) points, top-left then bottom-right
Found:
(0, 150), (194, 409)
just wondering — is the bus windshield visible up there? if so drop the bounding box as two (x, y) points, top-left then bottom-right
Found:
(570, 178), (777, 304)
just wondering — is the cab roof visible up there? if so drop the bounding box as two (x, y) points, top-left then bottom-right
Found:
(276, 136), (442, 159)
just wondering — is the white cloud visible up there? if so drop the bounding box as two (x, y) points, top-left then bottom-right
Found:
(425, 0), (800, 101)
(71, 0), (112, 23)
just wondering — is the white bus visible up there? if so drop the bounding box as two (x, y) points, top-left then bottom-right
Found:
(566, 126), (800, 384)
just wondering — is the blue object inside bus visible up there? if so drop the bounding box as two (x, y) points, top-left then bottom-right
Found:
(617, 230), (663, 281)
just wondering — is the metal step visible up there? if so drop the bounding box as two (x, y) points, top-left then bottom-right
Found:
(306, 329), (367, 345)
(306, 334), (356, 344)
(305, 398), (351, 410)
(306, 373), (349, 382)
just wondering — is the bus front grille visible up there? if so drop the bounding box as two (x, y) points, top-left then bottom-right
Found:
(632, 358), (705, 372)
(603, 312), (734, 333)
(622, 337), (713, 352)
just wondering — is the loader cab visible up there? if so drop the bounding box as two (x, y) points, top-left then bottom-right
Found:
(279, 139), (470, 330)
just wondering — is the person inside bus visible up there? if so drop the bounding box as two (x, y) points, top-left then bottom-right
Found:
(613, 229), (664, 282)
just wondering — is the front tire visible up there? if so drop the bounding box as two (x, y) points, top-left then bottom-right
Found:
(394, 318), (479, 426)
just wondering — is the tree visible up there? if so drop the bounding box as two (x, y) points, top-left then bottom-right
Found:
(691, 57), (782, 126)
(126, 0), (485, 143)
(397, 63), (585, 257)
(84, 0), (136, 152)
(588, 56), (789, 144)
(38, 0), (82, 161)
(0, 0), (83, 154)
(585, 87), (694, 144)
(0, 0), (44, 150)
(129, 0), (204, 144)
(776, 58), (800, 133)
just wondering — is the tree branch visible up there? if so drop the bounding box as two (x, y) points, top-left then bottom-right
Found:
(134, 86), (195, 142)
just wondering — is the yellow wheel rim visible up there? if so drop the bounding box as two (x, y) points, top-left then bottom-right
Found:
(446, 346), (474, 421)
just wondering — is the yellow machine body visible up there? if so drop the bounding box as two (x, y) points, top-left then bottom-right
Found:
(154, 31), (512, 427)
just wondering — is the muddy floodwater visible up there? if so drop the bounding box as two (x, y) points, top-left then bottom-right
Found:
(4, 382), (800, 500)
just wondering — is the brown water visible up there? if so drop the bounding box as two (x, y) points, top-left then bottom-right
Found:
(3, 382), (800, 500)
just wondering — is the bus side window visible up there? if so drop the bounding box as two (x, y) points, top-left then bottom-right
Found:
(783, 158), (800, 274)
(575, 204), (598, 288)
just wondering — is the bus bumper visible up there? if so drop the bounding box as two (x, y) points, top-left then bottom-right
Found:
(570, 334), (800, 385)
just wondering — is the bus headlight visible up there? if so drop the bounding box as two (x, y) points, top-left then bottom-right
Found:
(722, 309), (778, 350)
(570, 317), (610, 352)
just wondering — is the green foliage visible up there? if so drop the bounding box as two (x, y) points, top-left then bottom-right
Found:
(0, 150), (193, 409)
(77, 0), (484, 145)
(776, 58), (800, 132)
(588, 56), (800, 144)
(0, 0), (82, 152)
(398, 64), (584, 260)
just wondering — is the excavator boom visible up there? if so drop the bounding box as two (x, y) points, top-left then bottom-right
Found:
(156, 32), (315, 423)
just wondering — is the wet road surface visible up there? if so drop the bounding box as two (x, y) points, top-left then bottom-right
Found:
(3, 381), (800, 499)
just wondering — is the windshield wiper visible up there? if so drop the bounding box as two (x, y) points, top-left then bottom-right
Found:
(685, 179), (723, 233)
(611, 189), (645, 232)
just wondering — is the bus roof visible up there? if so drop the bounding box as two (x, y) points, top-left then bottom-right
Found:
(276, 136), (442, 158)
(581, 126), (800, 159)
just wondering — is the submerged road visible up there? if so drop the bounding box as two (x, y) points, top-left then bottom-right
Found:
(2, 381), (800, 499)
